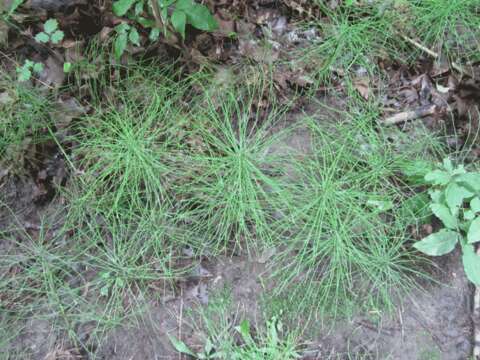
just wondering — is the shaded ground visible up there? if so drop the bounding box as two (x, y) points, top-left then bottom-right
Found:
(0, 108), (475, 359)
(1, 0), (480, 359)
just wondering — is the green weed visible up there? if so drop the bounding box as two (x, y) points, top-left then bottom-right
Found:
(410, 0), (480, 63)
(271, 94), (438, 317)
(176, 85), (290, 255)
(170, 287), (301, 359)
(66, 66), (193, 220)
(299, 3), (400, 82)
(413, 158), (480, 284)
(0, 76), (52, 173)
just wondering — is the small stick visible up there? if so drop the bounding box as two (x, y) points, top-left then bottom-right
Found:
(401, 35), (473, 77)
(382, 104), (438, 125)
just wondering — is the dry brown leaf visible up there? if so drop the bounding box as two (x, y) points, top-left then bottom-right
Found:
(354, 78), (370, 100)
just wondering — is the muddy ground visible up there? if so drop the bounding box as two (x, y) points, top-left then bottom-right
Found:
(1, 0), (480, 359)
(0, 110), (475, 359)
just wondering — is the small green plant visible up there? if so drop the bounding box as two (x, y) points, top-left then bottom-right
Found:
(410, 0), (480, 63)
(169, 317), (300, 359)
(177, 85), (288, 254)
(112, 0), (218, 42)
(298, 3), (400, 82)
(113, 22), (140, 59)
(169, 336), (219, 359)
(34, 18), (64, 44)
(272, 92), (440, 317)
(66, 66), (192, 218)
(413, 158), (480, 284)
(169, 287), (300, 359)
(16, 59), (43, 81)
(0, 0), (24, 19)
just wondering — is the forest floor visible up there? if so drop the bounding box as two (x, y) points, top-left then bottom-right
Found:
(1, 1), (480, 359)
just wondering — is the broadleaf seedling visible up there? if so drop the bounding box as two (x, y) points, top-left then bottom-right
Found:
(413, 158), (480, 284)
(112, 0), (217, 40)
(113, 22), (141, 59)
(34, 19), (64, 44)
(16, 59), (44, 81)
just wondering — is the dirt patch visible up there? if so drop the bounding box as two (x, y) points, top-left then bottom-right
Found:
(75, 253), (473, 359)
(301, 251), (472, 359)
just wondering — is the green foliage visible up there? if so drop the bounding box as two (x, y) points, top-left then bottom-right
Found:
(16, 59), (43, 81)
(112, 0), (217, 42)
(63, 61), (72, 73)
(0, 0), (24, 19)
(413, 159), (480, 284)
(34, 18), (64, 44)
(299, 3), (400, 81)
(169, 289), (300, 359)
(0, 74), (51, 172)
(410, 0), (480, 62)
(113, 22), (140, 59)
(66, 66), (192, 217)
(271, 96), (436, 317)
(176, 85), (288, 254)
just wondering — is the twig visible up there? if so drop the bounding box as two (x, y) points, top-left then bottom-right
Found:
(401, 35), (473, 77)
(382, 104), (438, 126)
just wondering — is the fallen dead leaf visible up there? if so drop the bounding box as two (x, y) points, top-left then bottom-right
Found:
(353, 78), (370, 100)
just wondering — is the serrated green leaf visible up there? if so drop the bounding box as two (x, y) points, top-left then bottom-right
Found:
(399, 159), (433, 185)
(431, 203), (458, 229)
(445, 182), (473, 214)
(113, 0), (136, 16)
(100, 285), (109, 296)
(204, 338), (213, 355)
(468, 217), (480, 244)
(452, 165), (467, 176)
(114, 33), (128, 59)
(401, 193), (431, 219)
(35, 32), (49, 43)
(235, 319), (251, 341)
(472, 197), (480, 213)
(462, 245), (480, 285)
(167, 334), (196, 356)
(50, 30), (64, 44)
(137, 17), (155, 28)
(424, 169), (451, 185)
(32, 62), (43, 74)
(128, 28), (140, 46)
(175, 0), (193, 10)
(43, 19), (58, 34)
(171, 9), (187, 38)
(366, 199), (393, 212)
(159, 0), (176, 8)
(413, 229), (459, 256)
